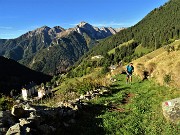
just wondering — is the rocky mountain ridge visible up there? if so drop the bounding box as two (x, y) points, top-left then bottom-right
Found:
(0, 22), (122, 75)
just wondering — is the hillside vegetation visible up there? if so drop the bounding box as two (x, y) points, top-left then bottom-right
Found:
(88, 74), (180, 135)
(133, 40), (180, 88)
(47, 70), (180, 135)
(47, 38), (180, 133)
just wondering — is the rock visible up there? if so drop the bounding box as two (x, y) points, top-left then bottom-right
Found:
(38, 124), (55, 134)
(101, 89), (111, 95)
(0, 127), (7, 135)
(84, 95), (91, 100)
(23, 103), (36, 111)
(162, 98), (180, 124)
(6, 123), (21, 135)
(19, 118), (31, 126)
(68, 119), (76, 124)
(58, 109), (64, 117)
(63, 102), (74, 109)
(0, 111), (16, 134)
(15, 100), (21, 104)
(63, 122), (70, 127)
(25, 127), (31, 133)
(73, 105), (78, 111)
(82, 102), (89, 106)
(74, 98), (81, 103)
(67, 110), (75, 116)
(11, 105), (27, 118)
(76, 104), (82, 110)
(56, 101), (64, 107)
(79, 95), (84, 100)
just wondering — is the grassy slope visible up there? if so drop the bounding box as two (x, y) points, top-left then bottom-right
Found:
(133, 40), (180, 87)
(53, 68), (102, 93)
(67, 74), (179, 135)
(108, 40), (152, 56)
(108, 40), (134, 55)
(134, 44), (152, 55)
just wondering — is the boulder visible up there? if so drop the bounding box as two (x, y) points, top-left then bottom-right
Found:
(68, 119), (76, 124)
(5, 123), (30, 135)
(162, 98), (180, 124)
(38, 124), (55, 134)
(11, 105), (27, 118)
(0, 111), (16, 134)
(19, 118), (31, 127)
(6, 123), (21, 135)
(23, 103), (36, 111)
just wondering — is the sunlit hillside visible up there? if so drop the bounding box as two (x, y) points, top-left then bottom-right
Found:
(133, 40), (180, 87)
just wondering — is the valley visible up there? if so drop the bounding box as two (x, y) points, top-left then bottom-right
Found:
(0, 22), (121, 75)
(0, 0), (180, 134)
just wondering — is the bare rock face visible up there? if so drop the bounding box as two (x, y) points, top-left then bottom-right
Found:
(162, 98), (180, 124)
(73, 21), (120, 39)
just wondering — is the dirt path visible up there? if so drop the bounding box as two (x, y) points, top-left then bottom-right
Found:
(109, 93), (134, 112)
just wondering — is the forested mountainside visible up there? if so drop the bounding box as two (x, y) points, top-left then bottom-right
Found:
(0, 56), (51, 95)
(88, 0), (180, 60)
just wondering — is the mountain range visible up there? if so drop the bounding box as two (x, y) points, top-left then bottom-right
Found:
(0, 22), (122, 75)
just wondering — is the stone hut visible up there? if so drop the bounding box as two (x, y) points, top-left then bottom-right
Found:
(38, 86), (52, 99)
(21, 82), (37, 100)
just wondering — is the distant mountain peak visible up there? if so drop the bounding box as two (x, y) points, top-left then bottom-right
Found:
(53, 26), (65, 30)
(77, 21), (89, 27)
(38, 25), (51, 31)
(77, 21), (93, 28)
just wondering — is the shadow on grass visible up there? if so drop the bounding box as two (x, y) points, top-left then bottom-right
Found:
(110, 86), (131, 95)
(56, 103), (107, 135)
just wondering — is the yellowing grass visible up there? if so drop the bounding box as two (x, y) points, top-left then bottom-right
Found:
(133, 40), (180, 88)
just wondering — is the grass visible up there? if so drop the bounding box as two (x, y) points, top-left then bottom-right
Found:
(108, 39), (134, 55)
(53, 68), (102, 93)
(0, 95), (13, 111)
(134, 44), (152, 56)
(65, 74), (180, 135)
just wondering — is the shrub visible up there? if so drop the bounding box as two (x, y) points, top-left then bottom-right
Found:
(165, 45), (175, 54)
(176, 43), (180, 51)
(101, 66), (109, 74)
(75, 78), (95, 94)
(0, 95), (13, 111)
(163, 74), (171, 84)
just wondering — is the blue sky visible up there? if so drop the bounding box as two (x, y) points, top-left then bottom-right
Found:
(0, 0), (169, 39)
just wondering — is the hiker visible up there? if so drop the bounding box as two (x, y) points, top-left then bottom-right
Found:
(126, 63), (134, 84)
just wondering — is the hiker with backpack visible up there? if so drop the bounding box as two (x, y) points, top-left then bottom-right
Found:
(126, 63), (134, 84)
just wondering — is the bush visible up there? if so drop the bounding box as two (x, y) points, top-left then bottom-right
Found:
(101, 65), (109, 74)
(176, 43), (180, 51)
(75, 78), (95, 94)
(165, 45), (175, 54)
(0, 95), (13, 111)
(163, 74), (171, 84)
